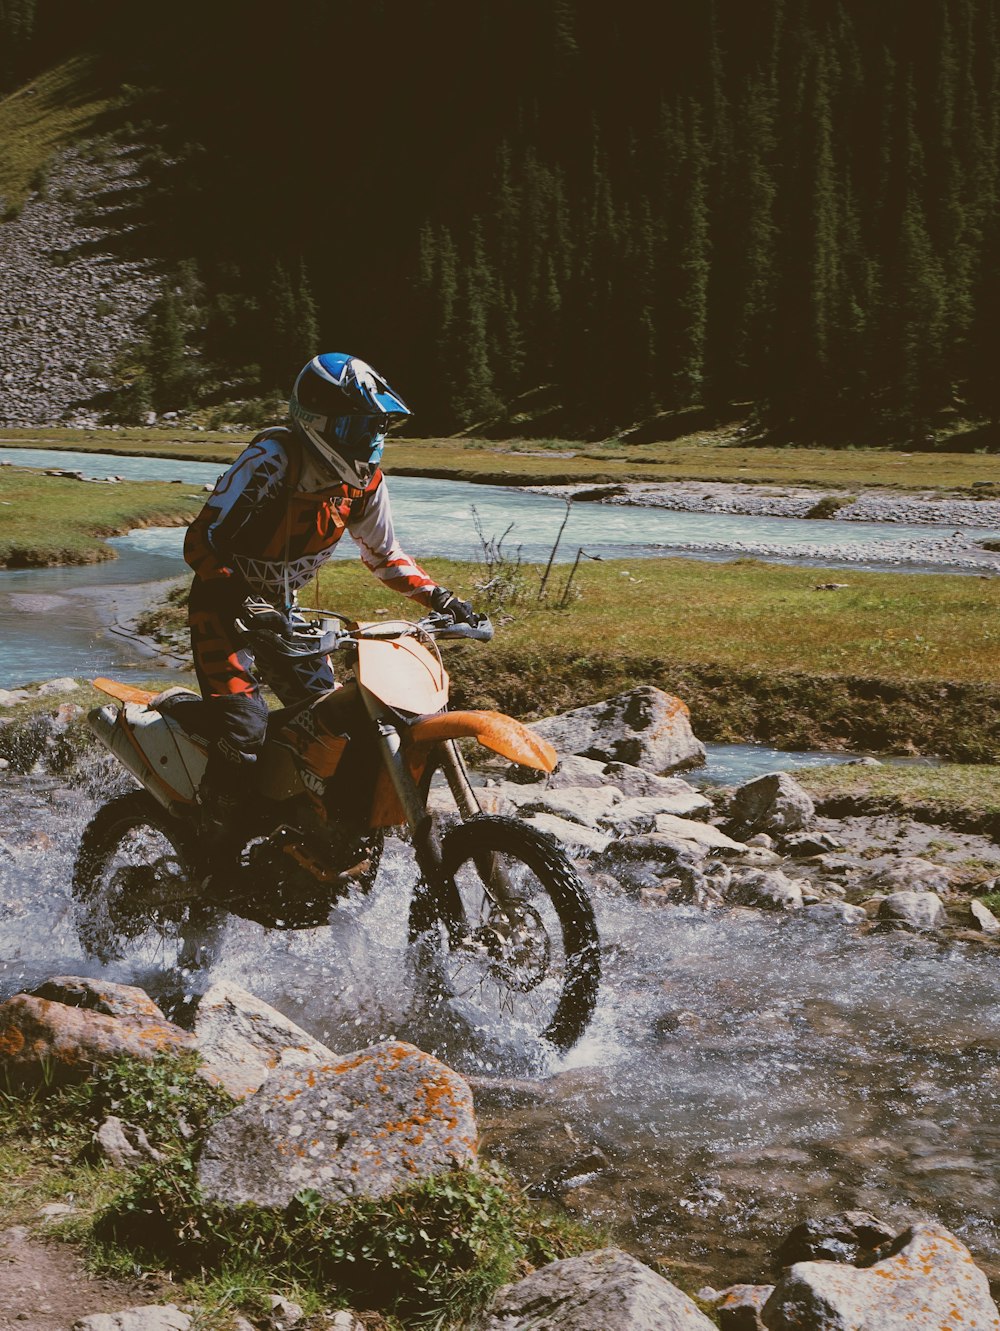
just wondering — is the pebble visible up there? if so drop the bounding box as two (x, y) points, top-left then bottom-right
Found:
(528, 480), (1000, 572)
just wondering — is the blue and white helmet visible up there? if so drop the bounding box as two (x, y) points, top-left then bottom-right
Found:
(289, 353), (412, 488)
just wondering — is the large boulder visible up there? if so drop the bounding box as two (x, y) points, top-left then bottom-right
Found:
(0, 978), (192, 1083)
(192, 981), (337, 1100)
(878, 890), (947, 931)
(197, 1040), (477, 1208)
(529, 688), (706, 773)
(478, 1248), (717, 1330)
(727, 773), (815, 837)
(762, 1220), (1000, 1330)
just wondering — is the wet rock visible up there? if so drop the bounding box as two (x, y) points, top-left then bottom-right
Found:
(597, 832), (712, 869)
(529, 687), (706, 773)
(520, 785), (622, 826)
(872, 856), (951, 894)
(524, 812), (612, 855)
(878, 890), (947, 930)
(762, 1220), (1000, 1330)
(969, 899), (1000, 934)
(192, 981), (337, 1100)
(781, 830), (843, 857)
(652, 814), (752, 855)
(478, 1247), (718, 1329)
(30, 976), (167, 1022)
(710, 1283), (774, 1329)
(598, 789), (713, 835)
(727, 773), (815, 837)
(801, 901), (868, 925)
(0, 983), (193, 1084)
(197, 1040), (477, 1209)
(773, 1210), (895, 1270)
(728, 868), (804, 911)
(71, 1307), (193, 1331)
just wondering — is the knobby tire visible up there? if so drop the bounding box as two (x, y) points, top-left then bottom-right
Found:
(414, 814), (601, 1052)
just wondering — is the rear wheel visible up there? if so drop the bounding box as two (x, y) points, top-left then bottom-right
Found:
(411, 815), (600, 1052)
(73, 791), (218, 969)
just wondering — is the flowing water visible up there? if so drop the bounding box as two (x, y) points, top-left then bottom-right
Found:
(4, 446), (999, 567)
(2, 764), (998, 1289)
(3, 445), (998, 688)
(3, 446), (998, 1286)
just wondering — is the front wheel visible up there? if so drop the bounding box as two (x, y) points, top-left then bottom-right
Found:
(73, 791), (219, 970)
(411, 815), (601, 1052)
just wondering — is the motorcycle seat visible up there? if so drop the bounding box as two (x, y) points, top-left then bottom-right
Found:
(152, 689), (216, 743)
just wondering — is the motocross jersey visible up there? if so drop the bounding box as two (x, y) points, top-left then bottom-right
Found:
(184, 427), (437, 606)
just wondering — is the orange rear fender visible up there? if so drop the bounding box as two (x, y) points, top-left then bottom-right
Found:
(93, 677), (158, 705)
(408, 711), (557, 773)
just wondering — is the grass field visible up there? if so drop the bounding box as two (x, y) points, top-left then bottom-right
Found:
(3, 427), (1000, 494)
(300, 555), (1000, 761)
(0, 465), (201, 565)
(303, 555), (1000, 686)
(798, 763), (1000, 841)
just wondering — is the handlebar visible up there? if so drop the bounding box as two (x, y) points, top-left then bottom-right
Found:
(234, 598), (494, 661)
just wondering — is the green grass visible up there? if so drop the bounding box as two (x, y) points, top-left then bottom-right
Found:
(4, 426), (1000, 493)
(109, 554), (1000, 760)
(797, 763), (1000, 840)
(0, 465), (202, 565)
(301, 555), (1000, 688)
(0, 58), (117, 213)
(0, 1053), (598, 1331)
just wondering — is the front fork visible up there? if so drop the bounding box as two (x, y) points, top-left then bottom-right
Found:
(361, 689), (517, 941)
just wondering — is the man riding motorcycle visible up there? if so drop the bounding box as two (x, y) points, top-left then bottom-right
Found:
(183, 352), (478, 869)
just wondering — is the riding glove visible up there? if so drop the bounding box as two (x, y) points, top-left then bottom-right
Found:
(430, 585), (477, 624)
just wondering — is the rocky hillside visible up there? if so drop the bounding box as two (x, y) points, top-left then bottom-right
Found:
(0, 141), (161, 426)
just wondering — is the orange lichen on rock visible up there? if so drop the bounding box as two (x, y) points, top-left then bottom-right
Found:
(0, 990), (193, 1085)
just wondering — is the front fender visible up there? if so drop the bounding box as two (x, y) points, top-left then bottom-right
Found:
(408, 711), (557, 773)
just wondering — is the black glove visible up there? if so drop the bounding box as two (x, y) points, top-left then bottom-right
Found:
(429, 585), (477, 624)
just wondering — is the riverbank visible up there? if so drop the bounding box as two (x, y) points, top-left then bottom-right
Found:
(93, 556), (1000, 763)
(4, 427), (1000, 494)
(0, 465), (200, 566)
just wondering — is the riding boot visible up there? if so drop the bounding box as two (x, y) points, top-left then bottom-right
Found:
(196, 744), (258, 888)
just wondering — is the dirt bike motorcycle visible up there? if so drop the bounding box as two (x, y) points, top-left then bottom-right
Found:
(73, 601), (601, 1051)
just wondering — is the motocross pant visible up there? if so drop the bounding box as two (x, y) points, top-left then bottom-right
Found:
(188, 575), (339, 860)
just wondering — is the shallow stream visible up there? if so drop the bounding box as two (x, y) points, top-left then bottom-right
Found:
(2, 769), (998, 1289)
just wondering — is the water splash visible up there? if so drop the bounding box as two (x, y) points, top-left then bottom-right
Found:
(4, 772), (999, 1286)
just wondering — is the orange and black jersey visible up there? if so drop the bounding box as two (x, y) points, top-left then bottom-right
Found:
(184, 427), (437, 607)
